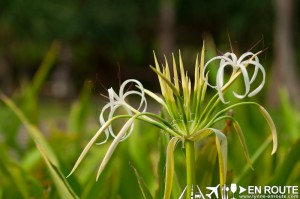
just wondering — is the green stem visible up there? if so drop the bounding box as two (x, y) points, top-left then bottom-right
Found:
(185, 140), (195, 199)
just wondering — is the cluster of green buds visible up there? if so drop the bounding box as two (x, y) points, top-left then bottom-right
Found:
(68, 43), (277, 199)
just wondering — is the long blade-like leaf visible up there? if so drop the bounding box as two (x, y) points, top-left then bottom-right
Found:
(0, 93), (78, 199)
(231, 119), (253, 168)
(96, 115), (138, 180)
(163, 137), (180, 199)
(209, 102), (278, 155)
(210, 116), (253, 169)
(211, 128), (228, 185)
(150, 65), (180, 96)
(67, 119), (113, 177)
(188, 128), (227, 185)
(37, 144), (79, 199)
(258, 106), (278, 155)
(0, 93), (59, 166)
(130, 163), (153, 199)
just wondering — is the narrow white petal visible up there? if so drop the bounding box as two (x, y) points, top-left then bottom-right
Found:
(122, 90), (147, 112)
(247, 61), (266, 97)
(99, 103), (113, 135)
(67, 118), (114, 177)
(233, 64), (250, 99)
(216, 64), (227, 103)
(96, 116), (137, 180)
(241, 56), (260, 84)
(203, 56), (233, 88)
(107, 103), (132, 139)
(227, 52), (238, 65)
(237, 52), (254, 64)
(119, 79), (147, 112)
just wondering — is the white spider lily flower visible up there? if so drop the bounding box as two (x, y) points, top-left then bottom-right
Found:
(203, 52), (265, 103)
(98, 79), (147, 144)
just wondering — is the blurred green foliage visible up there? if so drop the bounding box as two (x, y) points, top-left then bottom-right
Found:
(2, 0), (300, 91)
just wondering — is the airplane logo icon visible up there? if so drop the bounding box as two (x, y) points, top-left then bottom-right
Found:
(206, 184), (220, 199)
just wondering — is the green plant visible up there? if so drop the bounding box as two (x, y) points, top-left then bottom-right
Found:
(68, 43), (277, 199)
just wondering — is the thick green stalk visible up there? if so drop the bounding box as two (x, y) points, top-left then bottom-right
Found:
(185, 140), (195, 199)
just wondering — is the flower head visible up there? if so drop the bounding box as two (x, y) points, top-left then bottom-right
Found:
(99, 79), (147, 144)
(203, 52), (265, 103)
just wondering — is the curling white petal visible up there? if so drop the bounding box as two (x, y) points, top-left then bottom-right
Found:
(237, 52), (254, 64)
(247, 60), (266, 97)
(203, 56), (233, 88)
(119, 79), (145, 98)
(99, 103), (114, 141)
(216, 63), (228, 103)
(226, 53), (238, 66)
(241, 55), (260, 84)
(119, 79), (147, 112)
(122, 90), (147, 112)
(249, 64), (259, 84)
(204, 51), (266, 102)
(233, 64), (250, 99)
(97, 79), (147, 144)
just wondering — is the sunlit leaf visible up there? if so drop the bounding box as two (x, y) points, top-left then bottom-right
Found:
(258, 105), (278, 155)
(150, 65), (180, 97)
(163, 136), (180, 199)
(96, 116), (138, 180)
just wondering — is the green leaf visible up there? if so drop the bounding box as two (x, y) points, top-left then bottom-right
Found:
(0, 93), (78, 199)
(231, 119), (253, 168)
(37, 144), (79, 199)
(211, 116), (253, 169)
(155, 134), (168, 199)
(28, 41), (60, 97)
(236, 136), (272, 183)
(270, 138), (300, 185)
(195, 138), (219, 189)
(96, 115), (138, 180)
(0, 93), (59, 166)
(22, 41), (60, 124)
(130, 163), (153, 199)
(67, 114), (131, 178)
(209, 102), (278, 155)
(213, 129), (228, 185)
(257, 105), (277, 155)
(150, 65), (180, 97)
(0, 146), (30, 199)
(188, 128), (227, 185)
(68, 81), (92, 133)
(279, 89), (300, 140)
(164, 137), (180, 199)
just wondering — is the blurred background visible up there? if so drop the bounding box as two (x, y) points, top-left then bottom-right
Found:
(0, 0), (299, 106)
(0, 0), (299, 198)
